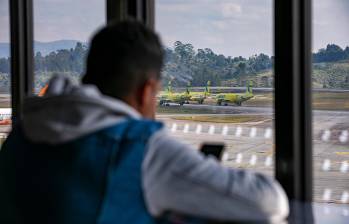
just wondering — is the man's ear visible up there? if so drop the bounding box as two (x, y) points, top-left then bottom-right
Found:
(136, 79), (157, 107)
(140, 81), (151, 107)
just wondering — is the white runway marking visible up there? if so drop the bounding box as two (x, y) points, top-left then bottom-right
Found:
(340, 191), (349, 204)
(340, 161), (348, 173)
(195, 124), (202, 134)
(249, 155), (257, 166)
(183, 124), (189, 133)
(235, 126), (242, 137)
(322, 189), (332, 201)
(265, 156), (273, 167)
(264, 128), (272, 139)
(222, 125), (229, 136)
(321, 129), (331, 142)
(171, 123), (177, 133)
(322, 159), (331, 171)
(339, 130), (348, 143)
(208, 125), (215, 135)
(235, 153), (243, 164)
(222, 152), (229, 162)
(249, 127), (257, 138)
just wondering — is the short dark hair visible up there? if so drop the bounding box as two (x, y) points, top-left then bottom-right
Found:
(82, 20), (164, 99)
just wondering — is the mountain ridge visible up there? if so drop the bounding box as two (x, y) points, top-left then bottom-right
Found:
(0, 40), (85, 58)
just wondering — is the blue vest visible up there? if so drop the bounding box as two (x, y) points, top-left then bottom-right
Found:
(0, 119), (163, 224)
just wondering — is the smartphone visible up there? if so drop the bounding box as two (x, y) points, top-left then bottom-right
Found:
(200, 143), (225, 160)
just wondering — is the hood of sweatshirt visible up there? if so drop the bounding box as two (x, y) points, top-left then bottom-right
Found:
(22, 76), (141, 144)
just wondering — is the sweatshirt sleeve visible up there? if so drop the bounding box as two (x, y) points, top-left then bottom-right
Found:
(141, 129), (289, 223)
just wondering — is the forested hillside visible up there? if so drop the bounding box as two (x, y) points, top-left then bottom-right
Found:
(0, 42), (348, 91)
(0, 40), (83, 58)
(313, 61), (349, 89)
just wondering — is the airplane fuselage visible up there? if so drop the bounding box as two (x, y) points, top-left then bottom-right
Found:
(216, 93), (253, 106)
(158, 92), (190, 106)
(188, 91), (208, 104)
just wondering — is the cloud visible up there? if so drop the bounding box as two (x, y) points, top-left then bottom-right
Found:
(156, 0), (273, 57)
(0, 1), (10, 42)
(1, 0), (347, 56)
(211, 20), (229, 30)
(313, 0), (349, 51)
(33, 0), (105, 42)
(202, 36), (225, 46)
(157, 3), (195, 13)
(221, 3), (242, 18)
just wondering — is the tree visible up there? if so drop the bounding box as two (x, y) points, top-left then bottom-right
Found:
(313, 44), (347, 62)
(2, 40), (348, 90)
(0, 58), (10, 74)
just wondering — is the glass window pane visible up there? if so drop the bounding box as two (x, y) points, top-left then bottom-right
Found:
(156, 0), (275, 176)
(33, 0), (105, 93)
(0, 0), (12, 144)
(312, 0), (349, 205)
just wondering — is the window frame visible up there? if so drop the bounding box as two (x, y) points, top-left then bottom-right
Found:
(9, 0), (313, 202)
(9, 0), (34, 121)
(274, 0), (313, 202)
(106, 0), (154, 28)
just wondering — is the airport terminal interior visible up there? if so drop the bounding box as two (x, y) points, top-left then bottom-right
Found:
(0, 0), (348, 223)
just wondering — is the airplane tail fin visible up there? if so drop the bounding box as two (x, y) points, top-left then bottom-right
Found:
(205, 81), (211, 96)
(167, 80), (172, 93)
(186, 82), (191, 94)
(246, 80), (253, 95)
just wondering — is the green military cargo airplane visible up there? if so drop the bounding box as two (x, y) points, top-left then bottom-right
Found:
(186, 81), (211, 104)
(215, 81), (254, 106)
(157, 81), (191, 106)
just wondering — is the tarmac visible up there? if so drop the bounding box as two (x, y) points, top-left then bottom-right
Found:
(156, 104), (349, 204)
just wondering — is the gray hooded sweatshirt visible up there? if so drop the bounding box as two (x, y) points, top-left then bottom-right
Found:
(22, 76), (289, 223)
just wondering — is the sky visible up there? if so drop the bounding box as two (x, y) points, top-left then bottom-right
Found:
(0, 0), (106, 44)
(0, 0), (348, 57)
(156, 0), (349, 57)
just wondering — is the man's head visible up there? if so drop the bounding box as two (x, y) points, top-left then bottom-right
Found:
(82, 20), (164, 119)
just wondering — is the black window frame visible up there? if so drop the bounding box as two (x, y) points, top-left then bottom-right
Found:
(9, 0), (313, 203)
(274, 0), (313, 202)
(9, 0), (34, 121)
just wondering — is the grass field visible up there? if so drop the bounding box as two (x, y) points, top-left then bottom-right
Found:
(242, 93), (273, 107)
(243, 92), (349, 110)
(312, 92), (349, 110)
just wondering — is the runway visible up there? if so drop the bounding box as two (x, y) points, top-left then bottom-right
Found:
(159, 103), (349, 116)
(164, 103), (274, 114)
(156, 105), (349, 204)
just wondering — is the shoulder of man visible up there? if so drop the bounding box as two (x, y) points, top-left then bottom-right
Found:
(142, 126), (289, 222)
